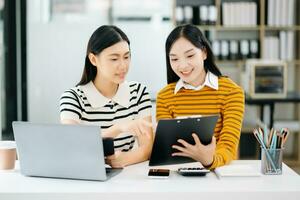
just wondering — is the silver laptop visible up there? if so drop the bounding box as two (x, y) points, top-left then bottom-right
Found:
(12, 121), (122, 181)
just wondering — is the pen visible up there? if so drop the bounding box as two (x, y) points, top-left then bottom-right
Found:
(267, 128), (273, 148)
(281, 128), (290, 147)
(270, 130), (277, 150)
(256, 130), (278, 171)
(263, 125), (269, 146)
(253, 129), (260, 142)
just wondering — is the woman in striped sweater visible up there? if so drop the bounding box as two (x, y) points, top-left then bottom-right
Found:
(60, 25), (153, 168)
(156, 24), (245, 169)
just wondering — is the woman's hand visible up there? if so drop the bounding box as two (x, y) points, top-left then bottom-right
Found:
(105, 116), (154, 167)
(172, 133), (216, 166)
(102, 118), (153, 139)
(105, 151), (127, 168)
(117, 118), (153, 138)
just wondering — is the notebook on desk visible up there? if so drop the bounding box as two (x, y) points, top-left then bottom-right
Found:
(214, 164), (261, 178)
(12, 122), (122, 181)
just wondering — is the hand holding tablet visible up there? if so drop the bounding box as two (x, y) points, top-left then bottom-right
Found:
(149, 115), (219, 166)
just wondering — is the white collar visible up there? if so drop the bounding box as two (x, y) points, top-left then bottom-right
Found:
(174, 71), (219, 94)
(80, 81), (131, 108)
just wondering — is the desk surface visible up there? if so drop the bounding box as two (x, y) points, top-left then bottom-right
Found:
(0, 160), (300, 200)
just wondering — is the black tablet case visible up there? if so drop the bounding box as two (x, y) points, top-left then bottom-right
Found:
(149, 115), (219, 166)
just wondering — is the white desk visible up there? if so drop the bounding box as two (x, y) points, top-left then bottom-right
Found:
(0, 160), (300, 200)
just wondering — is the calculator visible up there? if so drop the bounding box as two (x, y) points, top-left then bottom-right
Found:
(177, 167), (210, 176)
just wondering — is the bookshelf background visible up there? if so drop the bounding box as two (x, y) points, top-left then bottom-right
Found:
(173, 0), (300, 164)
(173, 0), (299, 67)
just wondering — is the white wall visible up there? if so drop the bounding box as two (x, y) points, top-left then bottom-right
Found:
(27, 0), (172, 123)
(112, 0), (173, 97)
(27, 0), (109, 123)
(115, 22), (171, 98)
(27, 24), (97, 123)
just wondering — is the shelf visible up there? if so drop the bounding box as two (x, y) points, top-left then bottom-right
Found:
(215, 60), (300, 65)
(290, 60), (300, 65)
(197, 25), (261, 31)
(196, 25), (300, 31)
(264, 26), (300, 31)
(216, 60), (246, 63)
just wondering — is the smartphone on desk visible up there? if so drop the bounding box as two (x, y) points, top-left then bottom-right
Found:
(148, 169), (170, 178)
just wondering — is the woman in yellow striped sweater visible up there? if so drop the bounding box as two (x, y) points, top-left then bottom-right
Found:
(156, 24), (245, 169)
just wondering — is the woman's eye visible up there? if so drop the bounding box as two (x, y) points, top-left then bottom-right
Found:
(187, 54), (194, 58)
(124, 56), (129, 60)
(111, 58), (118, 61)
(171, 59), (178, 62)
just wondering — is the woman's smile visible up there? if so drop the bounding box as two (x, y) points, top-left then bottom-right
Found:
(180, 68), (194, 77)
(116, 72), (126, 79)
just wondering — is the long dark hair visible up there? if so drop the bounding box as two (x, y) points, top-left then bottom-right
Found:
(77, 25), (130, 86)
(165, 24), (222, 84)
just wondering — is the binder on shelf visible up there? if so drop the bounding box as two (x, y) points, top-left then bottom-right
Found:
(208, 5), (217, 25)
(267, 0), (275, 26)
(263, 38), (269, 59)
(280, 0), (288, 26)
(221, 3), (228, 26)
(212, 40), (221, 60)
(184, 6), (193, 24)
(199, 5), (208, 25)
(220, 40), (229, 60)
(229, 40), (239, 60)
(287, 31), (294, 60)
(287, 0), (295, 26)
(250, 40), (259, 58)
(273, 37), (279, 59)
(274, 0), (280, 26)
(192, 6), (200, 25)
(239, 2), (246, 26)
(279, 31), (287, 60)
(175, 6), (184, 24)
(240, 40), (249, 59)
(251, 2), (257, 26)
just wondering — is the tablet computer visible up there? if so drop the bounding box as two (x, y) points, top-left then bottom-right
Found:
(149, 115), (219, 166)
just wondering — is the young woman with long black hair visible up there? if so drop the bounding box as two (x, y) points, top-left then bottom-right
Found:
(156, 24), (245, 169)
(60, 25), (153, 168)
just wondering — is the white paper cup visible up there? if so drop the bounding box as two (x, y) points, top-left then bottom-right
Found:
(0, 141), (17, 170)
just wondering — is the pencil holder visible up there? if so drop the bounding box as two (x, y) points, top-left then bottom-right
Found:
(261, 148), (283, 175)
